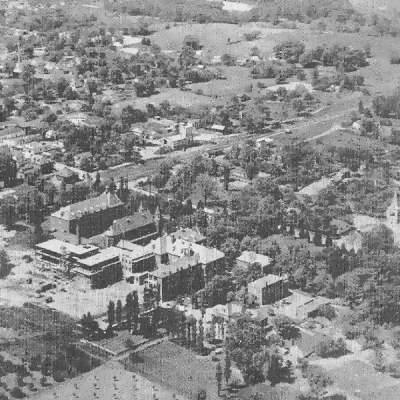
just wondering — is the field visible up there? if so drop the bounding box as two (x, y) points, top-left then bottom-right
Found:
(123, 341), (221, 400)
(134, 88), (226, 109)
(329, 360), (400, 400)
(49, 280), (144, 319)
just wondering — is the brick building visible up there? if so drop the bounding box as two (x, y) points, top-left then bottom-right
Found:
(35, 239), (122, 289)
(144, 235), (225, 282)
(49, 185), (125, 245)
(147, 254), (204, 302)
(248, 274), (289, 306)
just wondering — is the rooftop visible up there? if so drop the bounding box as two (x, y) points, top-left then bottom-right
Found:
(30, 361), (187, 400)
(76, 247), (120, 268)
(296, 177), (333, 198)
(36, 239), (98, 256)
(51, 190), (123, 220)
(151, 254), (200, 278)
(145, 236), (224, 265)
(248, 274), (287, 292)
(105, 210), (156, 237)
(116, 239), (154, 259)
(237, 251), (273, 266)
(169, 227), (205, 243)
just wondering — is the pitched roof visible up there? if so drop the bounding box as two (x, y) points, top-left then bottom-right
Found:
(169, 227), (205, 243)
(30, 361), (187, 400)
(145, 236), (224, 265)
(51, 190), (122, 220)
(105, 210), (156, 237)
(237, 251), (273, 266)
(248, 274), (286, 292)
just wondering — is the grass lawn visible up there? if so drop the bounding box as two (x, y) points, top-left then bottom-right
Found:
(122, 341), (221, 400)
(330, 360), (400, 400)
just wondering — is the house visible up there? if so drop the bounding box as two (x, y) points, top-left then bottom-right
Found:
(74, 152), (92, 169)
(52, 167), (80, 188)
(35, 239), (122, 289)
(144, 235), (225, 282)
(50, 184), (125, 245)
(273, 291), (331, 321)
(210, 125), (226, 134)
(236, 251), (273, 274)
(162, 122), (194, 150)
(17, 163), (41, 184)
(169, 227), (206, 245)
(296, 177), (334, 201)
(31, 154), (54, 174)
(248, 274), (289, 306)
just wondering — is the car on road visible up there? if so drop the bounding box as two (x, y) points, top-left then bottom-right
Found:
(284, 129), (293, 134)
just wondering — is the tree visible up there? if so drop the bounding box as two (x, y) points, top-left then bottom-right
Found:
(315, 338), (347, 358)
(80, 313), (99, 339)
(116, 299), (122, 325)
(107, 300), (115, 327)
(0, 248), (14, 279)
(302, 364), (333, 398)
(194, 174), (218, 207)
(21, 64), (36, 102)
(363, 224), (394, 253)
(273, 315), (299, 340)
(197, 389), (207, 400)
(314, 304), (336, 320)
(216, 362), (222, 396)
(359, 100), (364, 114)
(224, 352), (231, 386)
(292, 99), (306, 115)
(197, 319), (205, 354)
(0, 146), (17, 188)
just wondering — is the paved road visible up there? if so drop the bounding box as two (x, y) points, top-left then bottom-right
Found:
(103, 95), (367, 183)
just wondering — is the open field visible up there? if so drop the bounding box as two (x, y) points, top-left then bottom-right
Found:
(134, 88), (226, 109)
(123, 341), (221, 400)
(49, 280), (143, 319)
(329, 360), (400, 400)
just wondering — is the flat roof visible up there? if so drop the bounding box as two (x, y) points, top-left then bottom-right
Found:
(36, 239), (98, 256)
(76, 247), (121, 267)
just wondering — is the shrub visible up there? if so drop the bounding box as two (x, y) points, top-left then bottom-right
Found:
(315, 338), (347, 358)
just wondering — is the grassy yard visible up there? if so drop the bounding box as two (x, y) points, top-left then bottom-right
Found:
(123, 341), (221, 400)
